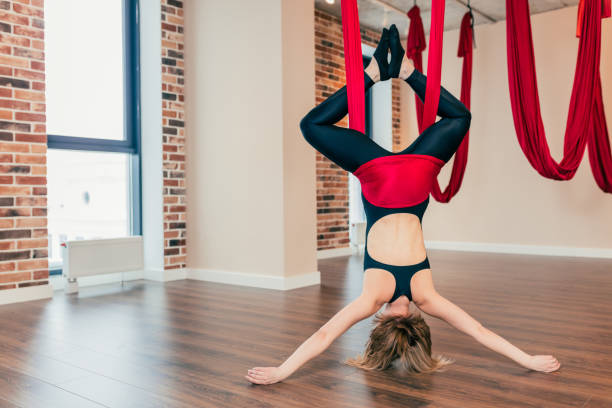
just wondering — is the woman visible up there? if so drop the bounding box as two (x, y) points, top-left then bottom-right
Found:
(246, 25), (560, 385)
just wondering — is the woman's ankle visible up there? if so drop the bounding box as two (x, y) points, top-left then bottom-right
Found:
(399, 55), (416, 81)
(365, 58), (381, 82)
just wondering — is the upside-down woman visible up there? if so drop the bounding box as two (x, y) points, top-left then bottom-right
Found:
(245, 25), (560, 385)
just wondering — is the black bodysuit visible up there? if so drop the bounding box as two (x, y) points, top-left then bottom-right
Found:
(300, 69), (471, 303)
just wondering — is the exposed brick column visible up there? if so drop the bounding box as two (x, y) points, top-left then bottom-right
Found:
(313, 9), (402, 250)
(392, 79), (402, 151)
(0, 0), (48, 292)
(161, 0), (186, 270)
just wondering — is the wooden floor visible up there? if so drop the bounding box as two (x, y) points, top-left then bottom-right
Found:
(0, 250), (611, 408)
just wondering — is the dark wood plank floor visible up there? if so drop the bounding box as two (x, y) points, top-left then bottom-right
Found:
(0, 250), (611, 408)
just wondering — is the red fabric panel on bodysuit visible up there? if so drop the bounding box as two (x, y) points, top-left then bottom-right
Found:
(353, 154), (444, 208)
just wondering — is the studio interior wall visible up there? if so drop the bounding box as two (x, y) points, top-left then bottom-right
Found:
(184, 0), (285, 276)
(399, 5), (612, 252)
(184, 0), (318, 283)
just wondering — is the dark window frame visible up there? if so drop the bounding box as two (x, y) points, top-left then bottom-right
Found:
(47, 0), (141, 275)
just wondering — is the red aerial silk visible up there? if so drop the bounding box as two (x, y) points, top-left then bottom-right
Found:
(406, 7), (471, 202)
(340, 0), (445, 133)
(577, 0), (611, 36)
(422, 0), (446, 130)
(506, 0), (612, 193)
(431, 12), (473, 202)
(340, 0), (365, 133)
(406, 5), (426, 134)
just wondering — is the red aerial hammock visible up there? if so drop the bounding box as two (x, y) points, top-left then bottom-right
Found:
(406, 6), (474, 203)
(420, 0), (446, 131)
(431, 11), (473, 202)
(506, 0), (612, 193)
(405, 5), (427, 134)
(340, 0), (365, 133)
(340, 0), (445, 134)
(577, 0), (611, 36)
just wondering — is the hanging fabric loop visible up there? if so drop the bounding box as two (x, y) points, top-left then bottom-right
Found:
(506, 0), (612, 192)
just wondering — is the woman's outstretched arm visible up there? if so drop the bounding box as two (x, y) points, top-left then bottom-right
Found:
(415, 291), (560, 373)
(245, 295), (382, 385)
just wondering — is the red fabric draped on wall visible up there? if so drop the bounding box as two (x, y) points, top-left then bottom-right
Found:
(340, 0), (365, 133)
(431, 12), (473, 202)
(506, 0), (612, 193)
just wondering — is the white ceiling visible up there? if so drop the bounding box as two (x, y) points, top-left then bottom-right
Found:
(314, 0), (580, 34)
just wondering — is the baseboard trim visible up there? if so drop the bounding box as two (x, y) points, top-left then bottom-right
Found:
(425, 240), (612, 259)
(144, 268), (188, 282)
(317, 246), (356, 259)
(49, 270), (145, 291)
(187, 268), (321, 290)
(0, 284), (53, 306)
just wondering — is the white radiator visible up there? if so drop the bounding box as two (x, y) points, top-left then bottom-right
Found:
(350, 221), (367, 253)
(62, 237), (144, 293)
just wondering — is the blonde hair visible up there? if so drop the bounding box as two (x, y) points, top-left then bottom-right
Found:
(346, 312), (453, 373)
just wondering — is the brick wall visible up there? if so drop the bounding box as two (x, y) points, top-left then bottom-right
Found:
(391, 80), (402, 151)
(161, 0), (186, 270)
(0, 0), (47, 291)
(314, 9), (402, 250)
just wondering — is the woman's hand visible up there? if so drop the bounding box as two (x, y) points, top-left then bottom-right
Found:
(245, 366), (287, 385)
(522, 355), (561, 373)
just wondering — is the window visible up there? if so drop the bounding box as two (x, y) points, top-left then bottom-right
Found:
(45, 0), (140, 273)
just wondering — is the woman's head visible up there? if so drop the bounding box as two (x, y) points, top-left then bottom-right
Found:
(346, 312), (452, 373)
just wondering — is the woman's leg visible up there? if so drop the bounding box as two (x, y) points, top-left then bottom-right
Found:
(300, 34), (391, 173)
(300, 73), (387, 173)
(400, 67), (471, 162)
(385, 25), (471, 164)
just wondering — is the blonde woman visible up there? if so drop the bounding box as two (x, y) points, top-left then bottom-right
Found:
(245, 25), (560, 385)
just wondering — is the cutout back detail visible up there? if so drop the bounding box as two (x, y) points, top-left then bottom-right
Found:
(366, 213), (426, 266)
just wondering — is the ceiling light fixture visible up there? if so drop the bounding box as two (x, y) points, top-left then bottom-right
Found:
(326, 0), (335, 4)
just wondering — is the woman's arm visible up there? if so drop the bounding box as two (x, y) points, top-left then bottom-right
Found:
(416, 293), (560, 372)
(245, 295), (381, 385)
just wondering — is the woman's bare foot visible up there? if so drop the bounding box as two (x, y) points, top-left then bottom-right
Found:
(523, 355), (561, 373)
(399, 54), (416, 81)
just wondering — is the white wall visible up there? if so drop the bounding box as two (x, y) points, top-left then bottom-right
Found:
(184, 0), (318, 285)
(280, 0), (319, 277)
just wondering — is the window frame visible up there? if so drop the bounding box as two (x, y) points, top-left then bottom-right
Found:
(46, 0), (141, 275)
